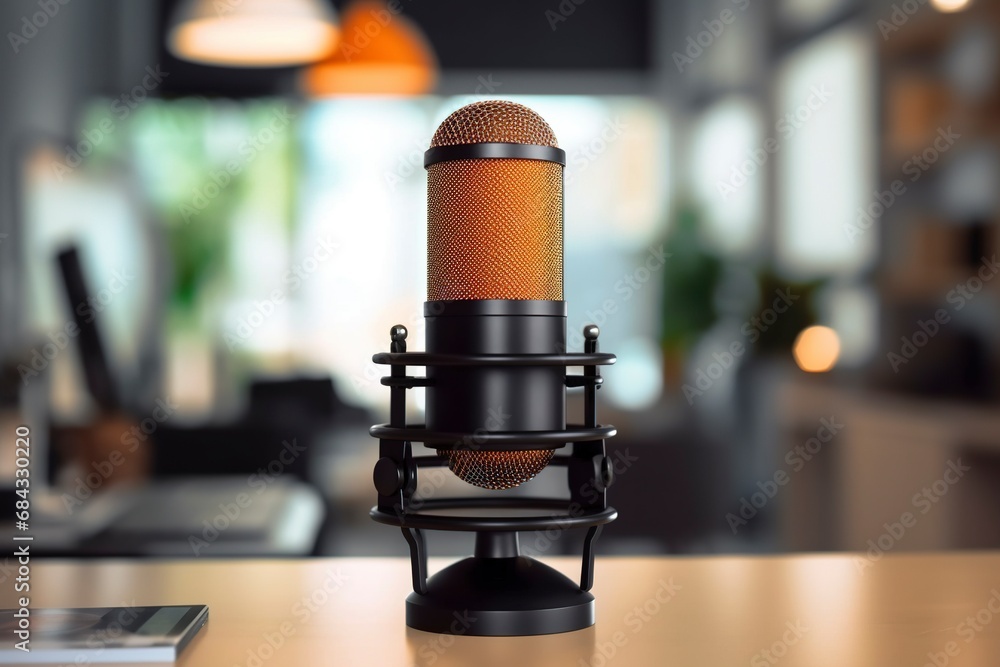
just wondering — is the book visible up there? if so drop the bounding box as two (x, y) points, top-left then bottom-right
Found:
(0, 604), (208, 664)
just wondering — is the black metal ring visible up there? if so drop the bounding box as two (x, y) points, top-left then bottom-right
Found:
(370, 498), (618, 531)
(410, 455), (578, 467)
(424, 143), (567, 167)
(424, 299), (567, 317)
(372, 352), (616, 367)
(380, 376), (433, 388)
(370, 423), (616, 449)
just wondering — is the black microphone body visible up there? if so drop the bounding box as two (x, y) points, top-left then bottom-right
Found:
(425, 299), (566, 434)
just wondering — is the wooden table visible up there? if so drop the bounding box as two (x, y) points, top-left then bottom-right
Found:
(4, 553), (1000, 666)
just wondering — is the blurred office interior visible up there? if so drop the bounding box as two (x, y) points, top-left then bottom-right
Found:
(1, 0), (999, 559)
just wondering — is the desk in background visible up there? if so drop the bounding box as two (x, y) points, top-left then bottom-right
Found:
(3, 553), (1000, 666)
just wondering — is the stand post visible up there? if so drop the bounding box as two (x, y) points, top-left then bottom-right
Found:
(475, 531), (520, 558)
(401, 527), (428, 595)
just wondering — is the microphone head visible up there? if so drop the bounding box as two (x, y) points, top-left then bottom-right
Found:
(426, 100), (564, 302)
(426, 101), (565, 490)
(429, 100), (558, 148)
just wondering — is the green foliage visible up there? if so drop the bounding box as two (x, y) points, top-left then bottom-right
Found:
(751, 269), (823, 354)
(124, 100), (297, 314)
(660, 204), (723, 352)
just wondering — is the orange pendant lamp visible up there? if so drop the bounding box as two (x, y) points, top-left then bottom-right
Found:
(301, 1), (437, 96)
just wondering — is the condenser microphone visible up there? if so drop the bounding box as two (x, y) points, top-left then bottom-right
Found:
(425, 100), (566, 490)
(370, 100), (618, 636)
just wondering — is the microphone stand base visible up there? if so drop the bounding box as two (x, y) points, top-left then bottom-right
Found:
(405, 555), (594, 636)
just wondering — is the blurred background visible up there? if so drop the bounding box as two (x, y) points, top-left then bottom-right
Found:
(1, 0), (998, 560)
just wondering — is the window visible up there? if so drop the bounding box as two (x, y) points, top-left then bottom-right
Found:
(776, 26), (876, 277)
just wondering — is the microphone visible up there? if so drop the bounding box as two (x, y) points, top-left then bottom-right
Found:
(425, 100), (566, 490)
(370, 100), (618, 636)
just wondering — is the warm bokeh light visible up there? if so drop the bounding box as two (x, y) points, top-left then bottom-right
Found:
(167, 0), (339, 67)
(304, 62), (435, 96)
(169, 18), (338, 67)
(302, 1), (436, 96)
(793, 325), (841, 372)
(931, 0), (972, 12)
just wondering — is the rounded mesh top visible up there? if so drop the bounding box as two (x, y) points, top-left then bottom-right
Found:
(430, 100), (559, 148)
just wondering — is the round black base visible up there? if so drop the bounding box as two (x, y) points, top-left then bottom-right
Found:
(405, 556), (594, 636)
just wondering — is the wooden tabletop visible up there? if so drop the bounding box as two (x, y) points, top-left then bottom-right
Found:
(4, 552), (1000, 666)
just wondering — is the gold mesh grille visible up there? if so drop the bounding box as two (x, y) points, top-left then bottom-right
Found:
(441, 449), (555, 490)
(430, 100), (558, 148)
(427, 159), (563, 301)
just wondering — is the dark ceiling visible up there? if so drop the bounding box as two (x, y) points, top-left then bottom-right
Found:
(155, 0), (654, 97)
